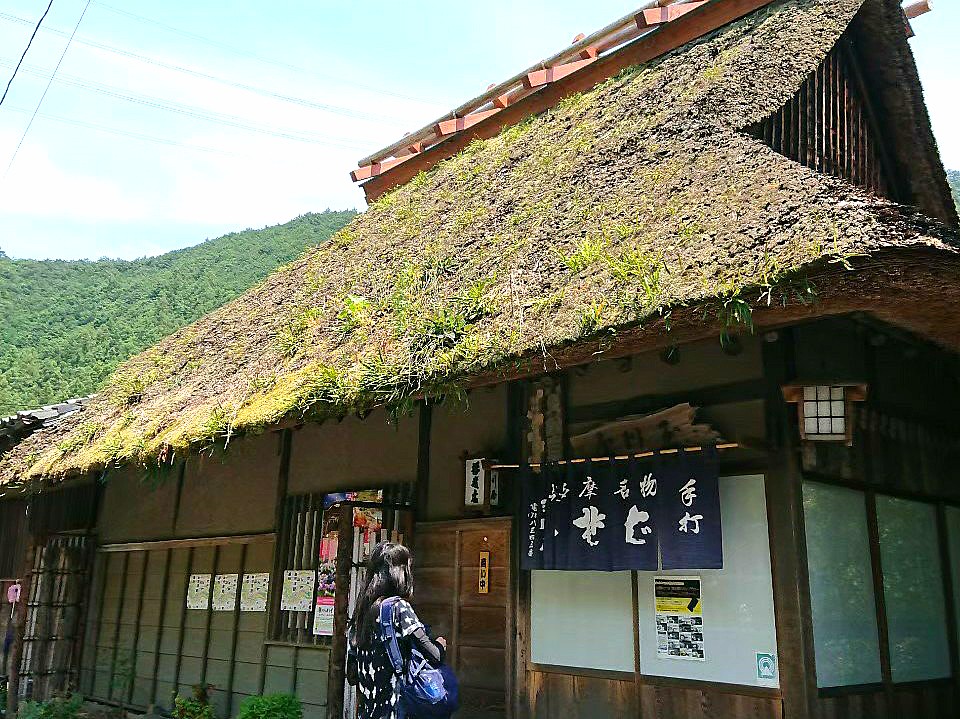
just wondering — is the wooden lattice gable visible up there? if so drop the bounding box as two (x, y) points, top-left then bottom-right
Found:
(748, 36), (895, 200)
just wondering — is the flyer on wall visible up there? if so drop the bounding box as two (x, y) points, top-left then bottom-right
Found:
(654, 576), (705, 661)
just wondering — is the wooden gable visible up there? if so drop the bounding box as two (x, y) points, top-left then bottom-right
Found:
(749, 36), (896, 200)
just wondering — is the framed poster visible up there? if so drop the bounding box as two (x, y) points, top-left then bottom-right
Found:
(212, 574), (239, 611)
(654, 576), (704, 660)
(186, 574), (212, 610)
(240, 573), (270, 612)
(281, 569), (315, 611)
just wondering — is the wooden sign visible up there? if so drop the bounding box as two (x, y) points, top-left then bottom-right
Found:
(478, 551), (490, 594)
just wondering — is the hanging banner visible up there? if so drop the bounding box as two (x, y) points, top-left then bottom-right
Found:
(520, 448), (720, 571)
(654, 576), (705, 660)
(657, 448), (723, 569)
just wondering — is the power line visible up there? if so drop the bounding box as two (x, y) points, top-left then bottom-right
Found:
(3, 104), (251, 157)
(4, 0), (92, 179)
(0, 11), (440, 121)
(0, 58), (376, 150)
(0, 0), (54, 108)
(90, 0), (442, 106)
(0, 11), (411, 125)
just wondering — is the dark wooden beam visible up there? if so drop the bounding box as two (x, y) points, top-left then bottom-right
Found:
(568, 377), (766, 424)
(416, 401), (433, 521)
(326, 502), (355, 719)
(761, 327), (819, 718)
(6, 534), (36, 715)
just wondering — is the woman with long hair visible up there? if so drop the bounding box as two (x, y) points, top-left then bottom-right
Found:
(347, 541), (447, 719)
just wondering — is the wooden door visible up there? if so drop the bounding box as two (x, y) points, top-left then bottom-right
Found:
(413, 517), (512, 719)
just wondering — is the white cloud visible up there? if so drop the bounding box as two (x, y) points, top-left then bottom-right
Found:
(0, 129), (150, 222)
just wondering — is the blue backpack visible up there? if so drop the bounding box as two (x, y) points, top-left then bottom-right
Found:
(378, 597), (459, 718)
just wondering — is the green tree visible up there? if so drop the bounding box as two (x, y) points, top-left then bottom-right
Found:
(0, 210), (355, 415)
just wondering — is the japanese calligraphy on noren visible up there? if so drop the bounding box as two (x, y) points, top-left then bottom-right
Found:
(520, 449), (721, 571)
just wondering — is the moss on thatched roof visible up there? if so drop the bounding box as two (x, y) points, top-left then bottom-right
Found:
(3, 0), (959, 484)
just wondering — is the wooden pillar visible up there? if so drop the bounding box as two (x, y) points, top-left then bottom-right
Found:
(326, 503), (355, 719)
(6, 534), (37, 715)
(762, 328), (818, 719)
(416, 401), (433, 522)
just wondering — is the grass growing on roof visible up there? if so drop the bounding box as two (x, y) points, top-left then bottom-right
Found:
(4, 0), (938, 483)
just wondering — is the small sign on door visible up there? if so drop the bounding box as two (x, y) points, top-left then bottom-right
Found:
(478, 551), (490, 594)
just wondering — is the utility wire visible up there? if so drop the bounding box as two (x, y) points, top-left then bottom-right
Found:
(0, 11), (437, 121)
(0, 58), (375, 149)
(4, 0), (92, 179)
(90, 0), (441, 106)
(2, 104), (251, 157)
(0, 0), (54, 108)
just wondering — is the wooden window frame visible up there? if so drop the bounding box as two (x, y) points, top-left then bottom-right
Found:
(801, 478), (960, 696)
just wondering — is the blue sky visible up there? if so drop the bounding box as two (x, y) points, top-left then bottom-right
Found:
(0, 0), (956, 260)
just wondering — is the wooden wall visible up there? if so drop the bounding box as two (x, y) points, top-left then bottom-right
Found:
(79, 539), (330, 719)
(775, 318), (960, 719)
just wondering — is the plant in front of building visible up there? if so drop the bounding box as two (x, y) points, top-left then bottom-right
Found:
(17, 693), (85, 719)
(172, 684), (216, 719)
(236, 693), (302, 719)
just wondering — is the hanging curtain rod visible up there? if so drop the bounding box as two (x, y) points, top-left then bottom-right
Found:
(490, 442), (740, 469)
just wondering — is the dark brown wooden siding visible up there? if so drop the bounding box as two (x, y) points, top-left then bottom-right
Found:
(750, 40), (894, 200)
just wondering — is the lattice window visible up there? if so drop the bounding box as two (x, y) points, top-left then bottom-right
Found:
(749, 40), (894, 199)
(270, 485), (415, 645)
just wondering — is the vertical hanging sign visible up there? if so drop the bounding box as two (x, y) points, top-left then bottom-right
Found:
(478, 551), (490, 594)
(657, 448), (722, 570)
(465, 459), (486, 507)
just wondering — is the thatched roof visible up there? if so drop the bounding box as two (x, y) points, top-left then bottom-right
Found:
(3, 0), (959, 485)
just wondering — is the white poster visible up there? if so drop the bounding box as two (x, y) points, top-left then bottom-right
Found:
(654, 576), (704, 661)
(186, 573), (212, 610)
(212, 574), (239, 611)
(280, 569), (315, 611)
(240, 573), (270, 612)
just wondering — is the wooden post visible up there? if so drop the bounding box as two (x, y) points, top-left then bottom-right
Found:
(761, 328), (819, 718)
(416, 401), (433, 522)
(326, 503), (355, 719)
(6, 534), (37, 715)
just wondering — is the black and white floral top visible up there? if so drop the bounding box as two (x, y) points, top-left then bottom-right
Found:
(350, 598), (444, 719)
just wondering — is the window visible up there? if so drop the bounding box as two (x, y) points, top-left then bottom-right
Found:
(947, 506), (960, 649)
(876, 496), (951, 682)
(636, 475), (778, 687)
(530, 571), (634, 672)
(271, 488), (414, 645)
(803, 482), (956, 689)
(803, 482), (882, 687)
(529, 475), (780, 686)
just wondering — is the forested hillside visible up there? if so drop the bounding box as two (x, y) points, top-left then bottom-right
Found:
(0, 210), (355, 415)
(948, 169), (960, 211)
